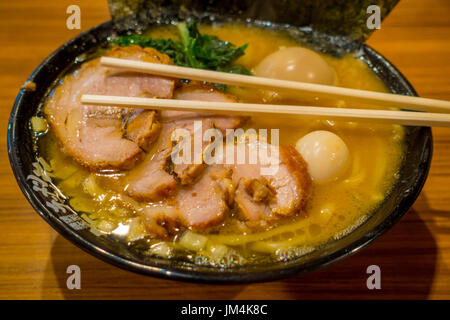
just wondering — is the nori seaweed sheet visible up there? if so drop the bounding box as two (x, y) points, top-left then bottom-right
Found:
(108, 0), (399, 43)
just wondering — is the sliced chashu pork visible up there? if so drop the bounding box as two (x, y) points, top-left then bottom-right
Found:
(124, 83), (245, 195)
(124, 121), (184, 202)
(141, 165), (232, 238)
(127, 84), (244, 234)
(138, 140), (311, 237)
(44, 45), (174, 171)
(162, 82), (246, 133)
(169, 118), (214, 185)
(230, 143), (312, 225)
(122, 109), (160, 152)
(124, 113), (234, 200)
(166, 83), (246, 184)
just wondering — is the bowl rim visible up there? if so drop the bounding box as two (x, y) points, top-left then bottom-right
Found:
(7, 19), (433, 284)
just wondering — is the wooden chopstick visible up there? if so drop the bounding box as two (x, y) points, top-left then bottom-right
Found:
(81, 94), (450, 127)
(100, 57), (450, 113)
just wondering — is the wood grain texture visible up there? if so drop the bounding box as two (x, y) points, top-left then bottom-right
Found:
(0, 0), (449, 300)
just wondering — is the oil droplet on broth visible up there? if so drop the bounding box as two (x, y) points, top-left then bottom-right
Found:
(309, 224), (322, 236)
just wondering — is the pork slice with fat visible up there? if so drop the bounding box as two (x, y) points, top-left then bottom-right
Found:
(141, 165), (232, 238)
(44, 45), (174, 171)
(162, 82), (246, 133)
(165, 83), (247, 184)
(230, 142), (312, 225)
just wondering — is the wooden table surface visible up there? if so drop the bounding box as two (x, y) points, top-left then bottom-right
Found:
(1, 0), (450, 300)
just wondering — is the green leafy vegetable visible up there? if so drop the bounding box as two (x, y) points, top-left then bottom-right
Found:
(112, 20), (251, 77)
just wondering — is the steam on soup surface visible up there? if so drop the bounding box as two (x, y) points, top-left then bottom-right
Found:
(35, 22), (404, 266)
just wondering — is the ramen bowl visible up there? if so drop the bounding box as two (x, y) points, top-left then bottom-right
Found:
(7, 14), (432, 283)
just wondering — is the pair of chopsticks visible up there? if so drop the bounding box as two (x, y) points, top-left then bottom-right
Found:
(80, 57), (450, 127)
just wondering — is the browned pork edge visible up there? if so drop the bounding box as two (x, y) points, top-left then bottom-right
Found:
(44, 45), (175, 171)
(231, 144), (312, 228)
(278, 145), (312, 213)
(168, 82), (247, 184)
(138, 144), (312, 238)
(141, 164), (232, 239)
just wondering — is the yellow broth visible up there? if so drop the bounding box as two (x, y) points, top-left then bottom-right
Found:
(37, 23), (405, 266)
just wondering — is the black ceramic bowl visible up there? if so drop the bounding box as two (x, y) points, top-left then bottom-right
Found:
(7, 16), (432, 283)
